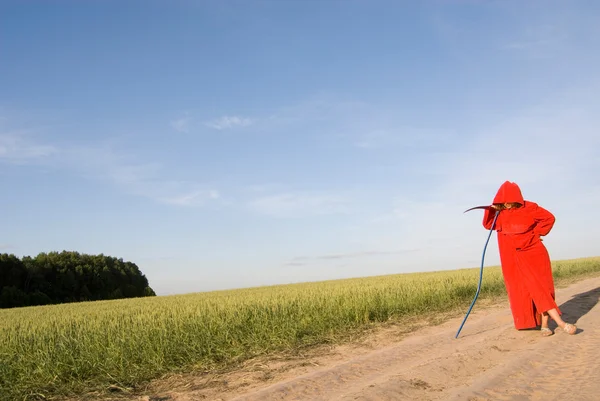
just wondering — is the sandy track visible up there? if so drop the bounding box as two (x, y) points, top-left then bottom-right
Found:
(140, 276), (600, 401)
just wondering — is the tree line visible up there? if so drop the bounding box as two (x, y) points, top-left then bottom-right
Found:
(0, 251), (156, 309)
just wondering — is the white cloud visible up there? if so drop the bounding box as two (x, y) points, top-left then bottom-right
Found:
(285, 249), (420, 266)
(353, 130), (391, 149)
(0, 131), (57, 164)
(249, 192), (350, 218)
(1, 117), (223, 209)
(204, 115), (253, 130)
(376, 82), (600, 269)
(172, 113), (254, 132)
(340, 84), (600, 271)
(75, 149), (223, 208)
(170, 116), (192, 133)
(159, 189), (221, 206)
(502, 39), (553, 50)
(353, 127), (457, 150)
(439, 93), (599, 199)
(369, 197), (447, 223)
(500, 19), (572, 56)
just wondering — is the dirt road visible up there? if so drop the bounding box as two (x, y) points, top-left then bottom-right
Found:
(141, 275), (600, 401)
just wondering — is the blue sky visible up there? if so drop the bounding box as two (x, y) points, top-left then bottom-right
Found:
(1, 1), (599, 295)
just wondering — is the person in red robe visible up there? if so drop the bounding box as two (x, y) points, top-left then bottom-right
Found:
(482, 181), (577, 336)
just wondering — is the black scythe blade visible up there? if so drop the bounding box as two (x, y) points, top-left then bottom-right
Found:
(463, 205), (493, 213)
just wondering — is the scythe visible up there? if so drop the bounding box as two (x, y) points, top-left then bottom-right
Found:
(454, 206), (500, 339)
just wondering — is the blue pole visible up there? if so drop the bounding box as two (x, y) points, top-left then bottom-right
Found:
(455, 210), (500, 339)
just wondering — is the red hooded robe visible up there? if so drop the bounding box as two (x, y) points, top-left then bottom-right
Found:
(482, 181), (560, 329)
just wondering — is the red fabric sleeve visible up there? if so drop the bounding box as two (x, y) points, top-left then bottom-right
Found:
(532, 205), (555, 236)
(482, 208), (500, 230)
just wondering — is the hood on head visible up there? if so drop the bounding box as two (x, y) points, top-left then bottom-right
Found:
(493, 181), (524, 204)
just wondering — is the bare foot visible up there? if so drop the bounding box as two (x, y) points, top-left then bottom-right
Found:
(562, 323), (577, 335)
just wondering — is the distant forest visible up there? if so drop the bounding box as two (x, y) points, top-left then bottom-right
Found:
(0, 251), (156, 309)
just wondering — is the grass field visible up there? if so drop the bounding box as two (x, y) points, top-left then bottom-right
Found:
(1, 256), (599, 401)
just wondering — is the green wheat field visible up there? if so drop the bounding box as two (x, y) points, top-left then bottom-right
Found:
(2, 256), (599, 401)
